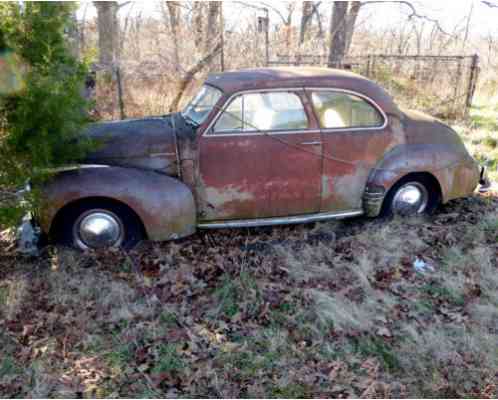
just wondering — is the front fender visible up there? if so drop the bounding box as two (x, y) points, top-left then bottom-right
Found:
(39, 166), (196, 241)
(365, 144), (480, 216)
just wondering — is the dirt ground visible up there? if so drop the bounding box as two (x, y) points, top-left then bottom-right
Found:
(1, 190), (497, 398)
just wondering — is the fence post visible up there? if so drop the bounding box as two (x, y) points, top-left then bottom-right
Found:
(115, 66), (126, 120)
(465, 54), (479, 116)
(453, 59), (462, 115)
(366, 54), (371, 77)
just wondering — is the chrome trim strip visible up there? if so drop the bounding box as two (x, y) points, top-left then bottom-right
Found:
(203, 88), (317, 137)
(301, 141), (322, 145)
(304, 87), (388, 132)
(149, 152), (176, 157)
(197, 210), (363, 229)
(45, 164), (110, 173)
(205, 129), (321, 138)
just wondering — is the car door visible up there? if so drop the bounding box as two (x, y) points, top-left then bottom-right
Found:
(307, 88), (396, 213)
(197, 89), (323, 221)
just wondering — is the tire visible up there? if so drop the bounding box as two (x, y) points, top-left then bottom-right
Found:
(55, 200), (144, 251)
(380, 175), (440, 217)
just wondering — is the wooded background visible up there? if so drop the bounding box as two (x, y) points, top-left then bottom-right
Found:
(74, 1), (498, 120)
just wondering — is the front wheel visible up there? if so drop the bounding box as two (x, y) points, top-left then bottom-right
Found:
(381, 177), (439, 217)
(56, 201), (144, 250)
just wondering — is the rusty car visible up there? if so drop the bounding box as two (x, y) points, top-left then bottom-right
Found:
(19, 67), (488, 251)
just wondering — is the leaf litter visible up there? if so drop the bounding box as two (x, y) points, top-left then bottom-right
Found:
(1, 193), (498, 398)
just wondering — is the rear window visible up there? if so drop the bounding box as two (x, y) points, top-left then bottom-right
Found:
(311, 91), (384, 129)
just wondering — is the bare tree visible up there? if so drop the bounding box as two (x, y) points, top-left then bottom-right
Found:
(328, 2), (361, 68)
(299, 1), (314, 44)
(206, 1), (221, 49)
(482, 0), (498, 8)
(311, 2), (325, 39)
(344, 1), (361, 54)
(163, 1), (181, 69)
(206, 1), (221, 71)
(169, 42), (223, 112)
(192, 2), (206, 53)
(94, 1), (120, 68)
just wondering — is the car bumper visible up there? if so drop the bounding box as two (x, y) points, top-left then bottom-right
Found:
(16, 214), (41, 256)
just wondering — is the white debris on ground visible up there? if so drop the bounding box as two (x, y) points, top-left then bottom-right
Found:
(413, 257), (435, 274)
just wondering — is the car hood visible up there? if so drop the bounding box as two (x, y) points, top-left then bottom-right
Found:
(83, 113), (195, 175)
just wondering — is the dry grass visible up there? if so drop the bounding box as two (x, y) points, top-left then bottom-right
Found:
(1, 188), (497, 397)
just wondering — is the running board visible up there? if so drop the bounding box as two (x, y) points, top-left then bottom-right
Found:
(197, 210), (363, 229)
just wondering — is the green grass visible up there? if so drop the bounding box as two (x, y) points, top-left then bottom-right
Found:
(106, 342), (135, 371)
(152, 344), (185, 374)
(456, 100), (498, 182)
(0, 286), (8, 307)
(0, 356), (21, 377)
(352, 336), (402, 372)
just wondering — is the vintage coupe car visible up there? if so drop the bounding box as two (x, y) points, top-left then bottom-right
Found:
(28, 67), (486, 250)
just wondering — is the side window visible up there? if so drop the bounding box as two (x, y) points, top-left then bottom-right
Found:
(213, 91), (308, 133)
(311, 91), (384, 129)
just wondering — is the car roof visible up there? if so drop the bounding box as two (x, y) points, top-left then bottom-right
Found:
(205, 67), (400, 116)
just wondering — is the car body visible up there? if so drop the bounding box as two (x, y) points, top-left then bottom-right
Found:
(26, 67), (485, 250)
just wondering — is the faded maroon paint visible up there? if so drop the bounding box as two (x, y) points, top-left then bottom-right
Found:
(197, 130), (323, 221)
(196, 89), (323, 221)
(40, 166), (196, 241)
(365, 109), (480, 214)
(39, 67), (482, 241)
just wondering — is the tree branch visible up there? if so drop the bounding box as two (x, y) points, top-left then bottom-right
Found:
(481, 0), (498, 7)
(360, 1), (449, 35)
(168, 40), (223, 112)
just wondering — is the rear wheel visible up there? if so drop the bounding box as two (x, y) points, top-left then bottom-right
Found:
(381, 176), (439, 217)
(56, 200), (144, 250)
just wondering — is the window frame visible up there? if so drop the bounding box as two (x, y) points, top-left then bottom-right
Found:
(205, 88), (314, 137)
(306, 87), (388, 132)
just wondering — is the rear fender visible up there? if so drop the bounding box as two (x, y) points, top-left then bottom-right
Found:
(40, 166), (196, 241)
(365, 144), (480, 216)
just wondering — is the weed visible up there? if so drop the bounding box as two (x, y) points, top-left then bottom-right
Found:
(421, 283), (465, 307)
(352, 336), (401, 372)
(415, 299), (434, 313)
(215, 275), (240, 318)
(214, 271), (262, 319)
(483, 136), (498, 149)
(270, 383), (309, 398)
(152, 344), (184, 374)
(106, 343), (134, 371)
(479, 215), (498, 241)
(0, 286), (7, 307)
(159, 311), (178, 328)
(0, 356), (21, 377)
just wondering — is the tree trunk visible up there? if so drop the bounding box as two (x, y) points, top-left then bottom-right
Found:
(94, 1), (119, 69)
(327, 2), (348, 68)
(345, 1), (361, 55)
(192, 2), (205, 53)
(165, 1), (181, 69)
(299, 1), (314, 44)
(206, 1), (221, 71)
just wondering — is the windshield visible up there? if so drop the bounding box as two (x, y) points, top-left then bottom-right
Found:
(181, 85), (223, 126)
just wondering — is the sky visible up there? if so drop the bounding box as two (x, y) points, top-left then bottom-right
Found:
(77, 0), (498, 37)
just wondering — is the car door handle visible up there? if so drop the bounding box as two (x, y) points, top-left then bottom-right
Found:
(300, 141), (322, 145)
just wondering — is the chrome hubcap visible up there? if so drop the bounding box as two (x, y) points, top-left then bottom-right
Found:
(392, 182), (429, 215)
(74, 210), (124, 250)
